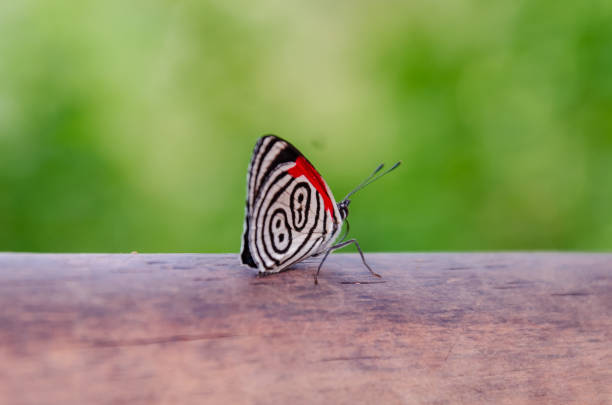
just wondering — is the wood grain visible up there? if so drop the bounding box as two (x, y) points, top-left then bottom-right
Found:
(0, 253), (611, 404)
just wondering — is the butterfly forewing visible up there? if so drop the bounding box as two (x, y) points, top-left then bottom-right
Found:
(241, 135), (343, 273)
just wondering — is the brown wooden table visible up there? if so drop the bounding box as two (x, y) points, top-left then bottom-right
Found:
(0, 253), (610, 404)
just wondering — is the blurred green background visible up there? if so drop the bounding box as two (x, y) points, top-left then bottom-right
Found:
(1, 0), (611, 253)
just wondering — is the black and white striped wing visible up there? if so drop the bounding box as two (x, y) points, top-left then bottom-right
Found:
(240, 135), (343, 273)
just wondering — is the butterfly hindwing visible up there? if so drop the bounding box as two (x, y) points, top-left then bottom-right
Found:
(241, 135), (343, 273)
(241, 136), (300, 267)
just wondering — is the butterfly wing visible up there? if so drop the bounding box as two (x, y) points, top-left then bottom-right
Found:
(241, 135), (343, 273)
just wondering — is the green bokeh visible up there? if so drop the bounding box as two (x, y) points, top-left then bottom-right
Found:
(1, 1), (611, 253)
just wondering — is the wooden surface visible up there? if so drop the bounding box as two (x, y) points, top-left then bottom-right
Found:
(0, 253), (611, 405)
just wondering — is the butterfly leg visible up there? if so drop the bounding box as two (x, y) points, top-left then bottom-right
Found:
(340, 239), (382, 279)
(314, 249), (333, 284)
(312, 219), (351, 259)
(337, 218), (350, 244)
(314, 238), (381, 284)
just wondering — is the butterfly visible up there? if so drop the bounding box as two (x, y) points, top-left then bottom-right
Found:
(240, 135), (400, 284)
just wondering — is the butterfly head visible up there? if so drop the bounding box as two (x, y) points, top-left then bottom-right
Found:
(337, 199), (350, 220)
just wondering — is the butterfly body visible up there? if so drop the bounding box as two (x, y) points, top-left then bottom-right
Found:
(241, 135), (399, 282)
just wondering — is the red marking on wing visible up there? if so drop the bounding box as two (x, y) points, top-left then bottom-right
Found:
(288, 156), (334, 217)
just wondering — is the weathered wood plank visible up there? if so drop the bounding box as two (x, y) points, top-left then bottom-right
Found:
(0, 253), (611, 404)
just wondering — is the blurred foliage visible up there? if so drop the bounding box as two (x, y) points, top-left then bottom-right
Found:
(1, 0), (611, 253)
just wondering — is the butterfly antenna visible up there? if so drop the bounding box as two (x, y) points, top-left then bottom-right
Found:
(342, 163), (384, 200)
(343, 161), (401, 201)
